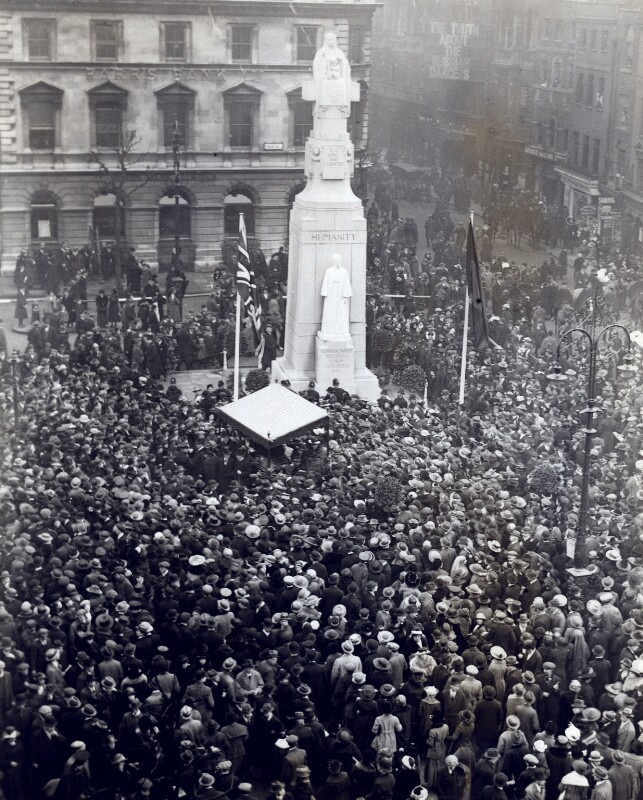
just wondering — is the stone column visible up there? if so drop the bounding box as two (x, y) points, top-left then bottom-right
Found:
(271, 33), (378, 401)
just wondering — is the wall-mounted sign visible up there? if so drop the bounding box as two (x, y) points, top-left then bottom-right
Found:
(263, 142), (284, 151)
(426, 21), (482, 81)
(85, 66), (268, 83)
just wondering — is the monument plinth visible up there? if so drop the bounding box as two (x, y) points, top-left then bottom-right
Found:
(272, 32), (379, 401)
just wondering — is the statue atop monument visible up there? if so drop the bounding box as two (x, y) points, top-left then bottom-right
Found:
(320, 254), (352, 341)
(312, 32), (353, 116)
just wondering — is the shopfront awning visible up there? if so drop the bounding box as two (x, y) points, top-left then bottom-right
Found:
(217, 384), (329, 450)
(554, 166), (601, 196)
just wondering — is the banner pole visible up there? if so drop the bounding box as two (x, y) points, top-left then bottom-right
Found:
(233, 292), (241, 401)
(459, 285), (469, 406)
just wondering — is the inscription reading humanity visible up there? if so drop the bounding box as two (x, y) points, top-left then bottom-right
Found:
(310, 233), (357, 242)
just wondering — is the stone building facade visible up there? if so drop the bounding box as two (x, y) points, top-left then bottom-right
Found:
(0, 0), (378, 271)
(370, 0), (642, 252)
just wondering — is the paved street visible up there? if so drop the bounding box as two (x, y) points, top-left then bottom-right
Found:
(0, 193), (561, 359)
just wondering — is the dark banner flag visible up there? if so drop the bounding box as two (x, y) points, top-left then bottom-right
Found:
(465, 220), (490, 351)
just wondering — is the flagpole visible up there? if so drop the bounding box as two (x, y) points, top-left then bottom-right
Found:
(458, 211), (476, 406)
(458, 285), (469, 406)
(233, 211), (245, 402)
(233, 290), (241, 401)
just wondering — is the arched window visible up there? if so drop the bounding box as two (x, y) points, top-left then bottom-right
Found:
(159, 189), (191, 237)
(30, 190), (59, 241)
(224, 190), (255, 237)
(93, 193), (125, 240)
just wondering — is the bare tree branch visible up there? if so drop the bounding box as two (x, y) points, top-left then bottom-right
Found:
(87, 127), (160, 280)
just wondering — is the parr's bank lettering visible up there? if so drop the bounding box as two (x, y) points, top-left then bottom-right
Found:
(85, 66), (267, 82)
(310, 233), (357, 242)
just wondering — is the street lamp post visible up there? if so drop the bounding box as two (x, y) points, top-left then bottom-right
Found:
(10, 350), (19, 424)
(172, 115), (181, 266)
(547, 288), (636, 573)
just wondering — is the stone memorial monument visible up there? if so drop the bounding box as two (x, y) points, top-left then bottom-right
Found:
(272, 32), (379, 400)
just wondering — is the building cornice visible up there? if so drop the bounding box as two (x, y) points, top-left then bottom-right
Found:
(2, 0), (382, 16)
(4, 61), (372, 72)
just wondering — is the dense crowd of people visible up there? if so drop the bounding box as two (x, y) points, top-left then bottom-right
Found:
(2, 166), (643, 800)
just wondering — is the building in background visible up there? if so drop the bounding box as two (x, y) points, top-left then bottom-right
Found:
(522, 1), (575, 205)
(0, 0), (378, 272)
(483, 0), (535, 189)
(608, 9), (643, 251)
(370, 0), (642, 251)
(553, 1), (620, 245)
(370, 0), (493, 174)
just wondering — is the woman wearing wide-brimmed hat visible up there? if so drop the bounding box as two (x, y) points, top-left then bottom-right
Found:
(489, 646), (508, 703)
(424, 709), (449, 789)
(497, 715), (529, 784)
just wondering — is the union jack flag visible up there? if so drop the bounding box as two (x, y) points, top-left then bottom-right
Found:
(236, 213), (264, 361)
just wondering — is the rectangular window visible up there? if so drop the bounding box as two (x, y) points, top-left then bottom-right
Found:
(228, 103), (253, 147)
(296, 26), (318, 62)
(579, 27), (587, 47)
(95, 101), (122, 148)
(592, 138), (600, 174)
(349, 26), (365, 63)
(575, 73), (584, 103)
(617, 149), (626, 175)
(24, 19), (53, 61)
(596, 76), (605, 108)
(231, 24), (254, 63)
(581, 134), (589, 169)
(601, 30), (609, 51)
(31, 205), (57, 241)
(589, 29), (597, 50)
(553, 20), (563, 41)
(92, 21), (122, 62)
(505, 24), (515, 49)
(572, 131), (579, 165)
(162, 100), (189, 148)
(293, 101), (313, 147)
(163, 22), (189, 62)
(28, 100), (55, 149)
(586, 74), (594, 106)
(558, 128), (568, 153)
